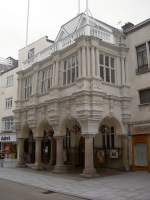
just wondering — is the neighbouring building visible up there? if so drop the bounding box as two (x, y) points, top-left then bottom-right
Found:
(123, 19), (150, 171)
(14, 13), (131, 177)
(0, 57), (18, 159)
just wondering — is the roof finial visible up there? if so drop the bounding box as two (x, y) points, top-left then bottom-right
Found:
(26, 0), (30, 46)
(85, 0), (90, 25)
(86, 0), (89, 13)
(78, 0), (80, 15)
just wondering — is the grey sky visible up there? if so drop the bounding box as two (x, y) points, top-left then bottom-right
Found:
(0, 0), (149, 59)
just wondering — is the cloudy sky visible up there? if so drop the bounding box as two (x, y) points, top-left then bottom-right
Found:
(0, 0), (149, 59)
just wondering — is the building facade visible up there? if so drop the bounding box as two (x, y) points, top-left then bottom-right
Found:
(14, 13), (131, 177)
(0, 57), (18, 159)
(123, 19), (150, 171)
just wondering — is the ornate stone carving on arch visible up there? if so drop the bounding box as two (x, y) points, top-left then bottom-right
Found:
(36, 119), (54, 137)
(59, 115), (82, 137)
(98, 113), (123, 135)
(19, 123), (32, 139)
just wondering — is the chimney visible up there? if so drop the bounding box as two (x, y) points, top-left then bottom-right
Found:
(122, 22), (134, 32)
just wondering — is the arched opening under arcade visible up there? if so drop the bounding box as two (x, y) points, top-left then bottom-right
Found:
(94, 116), (124, 171)
(21, 125), (35, 164)
(60, 117), (84, 170)
(37, 120), (56, 168)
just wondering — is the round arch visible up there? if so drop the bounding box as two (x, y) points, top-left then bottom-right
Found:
(99, 116), (122, 135)
(37, 120), (54, 137)
(60, 116), (82, 136)
(21, 124), (32, 138)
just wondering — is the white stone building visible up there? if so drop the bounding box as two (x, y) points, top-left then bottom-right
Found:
(0, 57), (18, 159)
(14, 13), (131, 177)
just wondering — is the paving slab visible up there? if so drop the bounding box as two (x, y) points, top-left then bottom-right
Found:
(0, 167), (150, 200)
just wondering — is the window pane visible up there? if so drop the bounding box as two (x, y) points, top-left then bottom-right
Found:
(105, 56), (109, 66)
(136, 44), (148, 68)
(111, 69), (115, 83)
(102, 134), (106, 149)
(100, 66), (104, 80)
(67, 70), (71, 84)
(106, 68), (110, 82)
(111, 134), (115, 149)
(107, 134), (110, 149)
(72, 68), (75, 83)
(143, 51), (148, 65)
(111, 58), (114, 68)
(99, 54), (104, 65)
(139, 89), (150, 104)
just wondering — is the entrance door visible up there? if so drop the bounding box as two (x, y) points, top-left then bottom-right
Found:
(132, 135), (149, 171)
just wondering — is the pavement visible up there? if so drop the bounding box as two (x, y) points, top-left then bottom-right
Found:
(0, 179), (85, 200)
(0, 167), (150, 200)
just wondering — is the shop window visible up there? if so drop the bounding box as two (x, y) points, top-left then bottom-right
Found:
(139, 88), (150, 104)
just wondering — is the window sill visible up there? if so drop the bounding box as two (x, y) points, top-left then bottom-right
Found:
(139, 103), (150, 107)
(136, 67), (150, 75)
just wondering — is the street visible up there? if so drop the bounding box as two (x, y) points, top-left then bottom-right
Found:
(0, 179), (86, 200)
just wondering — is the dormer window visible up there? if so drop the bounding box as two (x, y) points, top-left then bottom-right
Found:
(28, 48), (34, 60)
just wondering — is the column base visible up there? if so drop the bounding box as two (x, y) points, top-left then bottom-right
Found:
(52, 164), (68, 174)
(81, 167), (98, 178)
(16, 162), (27, 168)
(32, 163), (43, 170)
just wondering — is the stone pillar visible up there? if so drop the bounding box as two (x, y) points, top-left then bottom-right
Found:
(16, 138), (26, 167)
(96, 48), (100, 78)
(91, 47), (96, 77)
(17, 77), (22, 100)
(54, 60), (59, 87)
(34, 137), (43, 170)
(81, 46), (86, 77)
(49, 137), (55, 165)
(78, 48), (82, 78)
(32, 70), (38, 95)
(121, 57), (126, 86)
(28, 141), (33, 163)
(82, 134), (97, 177)
(86, 46), (91, 77)
(122, 134), (130, 171)
(53, 136), (66, 173)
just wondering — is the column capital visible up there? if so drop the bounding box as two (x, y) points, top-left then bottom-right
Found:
(17, 137), (25, 141)
(82, 134), (96, 139)
(35, 137), (43, 141)
(54, 135), (64, 139)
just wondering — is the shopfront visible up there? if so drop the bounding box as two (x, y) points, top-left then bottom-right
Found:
(0, 134), (17, 159)
(132, 126), (150, 171)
